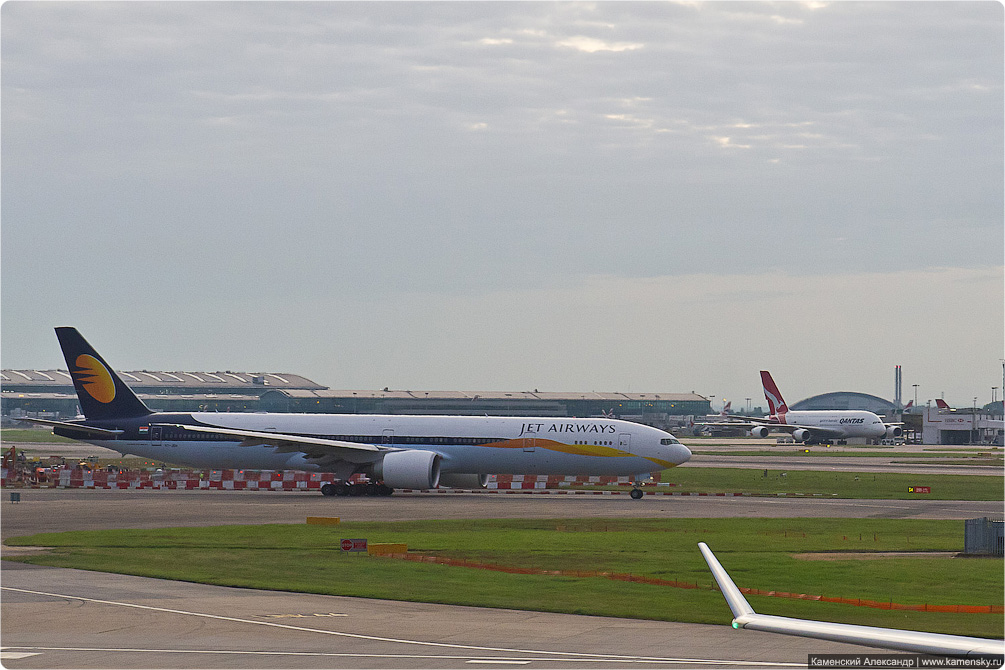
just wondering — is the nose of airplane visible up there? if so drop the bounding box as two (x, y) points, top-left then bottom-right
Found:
(674, 443), (692, 464)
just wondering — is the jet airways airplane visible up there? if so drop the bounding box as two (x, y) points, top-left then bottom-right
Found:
(23, 328), (691, 498)
(700, 371), (902, 444)
(699, 542), (1005, 658)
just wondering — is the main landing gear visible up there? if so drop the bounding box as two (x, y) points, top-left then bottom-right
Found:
(630, 488), (644, 500)
(320, 482), (394, 497)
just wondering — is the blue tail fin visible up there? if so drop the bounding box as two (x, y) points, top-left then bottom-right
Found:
(55, 327), (152, 420)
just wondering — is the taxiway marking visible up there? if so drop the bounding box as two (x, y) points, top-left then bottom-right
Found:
(1, 587), (800, 667)
(0, 647), (800, 667)
(466, 660), (532, 665)
(0, 651), (41, 660)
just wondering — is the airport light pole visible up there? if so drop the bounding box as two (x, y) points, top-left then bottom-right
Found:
(912, 384), (919, 407)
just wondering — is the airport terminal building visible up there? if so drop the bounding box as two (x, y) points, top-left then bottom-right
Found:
(1, 369), (710, 430)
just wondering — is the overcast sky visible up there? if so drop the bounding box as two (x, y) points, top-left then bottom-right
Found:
(2, 1), (1002, 409)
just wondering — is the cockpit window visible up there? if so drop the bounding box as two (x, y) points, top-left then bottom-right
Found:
(660, 437), (681, 445)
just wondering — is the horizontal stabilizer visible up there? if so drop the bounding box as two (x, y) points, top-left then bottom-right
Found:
(15, 417), (124, 437)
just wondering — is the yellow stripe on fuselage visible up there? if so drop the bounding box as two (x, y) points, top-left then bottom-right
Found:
(481, 438), (631, 458)
(480, 439), (680, 469)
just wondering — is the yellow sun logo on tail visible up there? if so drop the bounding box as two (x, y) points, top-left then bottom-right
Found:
(73, 354), (116, 404)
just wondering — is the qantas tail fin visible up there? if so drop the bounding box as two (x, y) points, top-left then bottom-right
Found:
(55, 327), (152, 421)
(760, 371), (788, 416)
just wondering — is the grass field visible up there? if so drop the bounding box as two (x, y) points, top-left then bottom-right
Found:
(5, 517), (1001, 638)
(661, 467), (1002, 500)
(691, 450), (1002, 459)
(1, 429), (77, 444)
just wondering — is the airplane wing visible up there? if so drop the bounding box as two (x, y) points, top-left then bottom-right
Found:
(15, 417), (124, 438)
(766, 424), (844, 439)
(693, 420), (762, 429)
(153, 423), (383, 463)
(698, 542), (1005, 658)
(692, 419), (843, 439)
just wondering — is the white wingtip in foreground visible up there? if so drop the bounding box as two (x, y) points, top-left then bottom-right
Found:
(697, 542), (1005, 658)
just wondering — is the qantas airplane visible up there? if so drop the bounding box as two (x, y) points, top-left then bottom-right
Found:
(701, 371), (902, 444)
(22, 328), (692, 498)
(699, 542), (1004, 657)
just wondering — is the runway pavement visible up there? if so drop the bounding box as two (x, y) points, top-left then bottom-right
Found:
(1, 561), (873, 669)
(2, 489), (1001, 541)
(4, 433), (1003, 670)
(2, 490), (1002, 668)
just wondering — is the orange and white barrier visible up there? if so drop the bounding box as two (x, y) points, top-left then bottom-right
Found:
(1, 468), (349, 491)
(3, 467), (779, 497)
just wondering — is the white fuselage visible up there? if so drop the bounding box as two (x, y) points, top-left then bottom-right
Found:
(777, 410), (888, 439)
(87, 413), (692, 476)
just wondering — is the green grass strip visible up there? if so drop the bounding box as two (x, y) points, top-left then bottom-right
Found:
(5, 517), (1001, 638)
(660, 467), (1002, 500)
(1, 429), (78, 444)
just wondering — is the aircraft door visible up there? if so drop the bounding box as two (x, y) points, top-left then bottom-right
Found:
(151, 426), (162, 446)
(618, 433), (632, 453)
(522, 438), (536, 452)
(382, 429), (394, 446)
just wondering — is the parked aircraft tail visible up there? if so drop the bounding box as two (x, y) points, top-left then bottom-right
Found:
(759, 371), (788, 416)
(55, 327), (152, 421)
(935, 398), (951, 410)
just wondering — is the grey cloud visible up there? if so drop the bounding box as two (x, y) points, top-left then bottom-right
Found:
(2, 2), (1001, 398)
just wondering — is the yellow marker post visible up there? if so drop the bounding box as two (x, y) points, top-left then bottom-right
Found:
(367, 543), (407, 556)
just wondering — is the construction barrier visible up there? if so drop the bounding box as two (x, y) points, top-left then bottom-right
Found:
(1, 469), (668, 491)
(1, 468), (352, 490)
(1, 467), (829, 497)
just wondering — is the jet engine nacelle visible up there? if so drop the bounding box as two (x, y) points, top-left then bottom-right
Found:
(749, 426), (769, 438)
(791, 428), (811, 443)
(886, 425), (903, 438)
(437, 473), (488, 489)
(374, 450), (441, 490)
